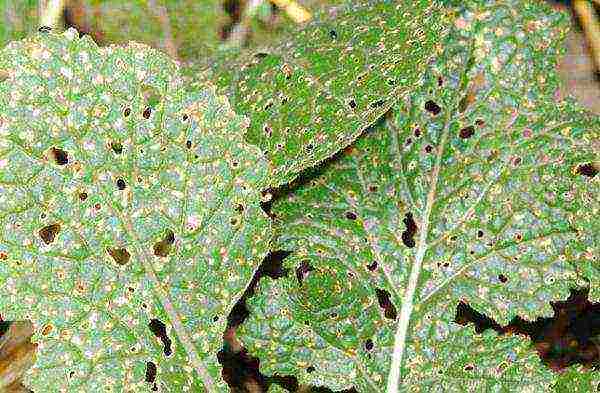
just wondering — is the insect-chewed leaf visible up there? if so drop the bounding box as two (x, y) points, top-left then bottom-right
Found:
(0, 29), (271, 392)
(237, 1), (599, 391)
(214, 0), (446, 187)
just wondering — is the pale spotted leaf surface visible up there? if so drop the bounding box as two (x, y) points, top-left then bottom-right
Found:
(237, 1), (599, 391)
(0, 29), (271, 392)
(214, 0), (445, 187)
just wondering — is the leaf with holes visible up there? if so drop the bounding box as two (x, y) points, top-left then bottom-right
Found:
(213, 0), (445, 187)
(237, 1), (599, 391)
(0, 29), (271, 392)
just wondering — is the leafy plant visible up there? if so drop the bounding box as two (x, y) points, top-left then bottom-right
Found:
(0, 0), (598, 392)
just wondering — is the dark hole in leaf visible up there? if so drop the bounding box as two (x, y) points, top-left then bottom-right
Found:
(39, 223), (60, 245)
(235, 204), (244, 213)
(281, 96), (289, 105)
(513, 157), (522, 166)
(148, 319), (172, 356)
(218, 341), (269, 391)
(366, 261), (378, 271)
(401, 212), (417, 248)
(498, 274), (508, 283)
(370, 99), (385, 109)
(405, 137), (412, 146)
(464, 364), (474, 371)
(38, 26), (52, 33)
(307, 366), (315, 373)
(186, 140), (192, 149)
(254, 52), (269, 59)
(455, 288), (600, 372)
(145, 361), (157, 383)
(577, 163), (598, 178)
(345, 211), (357, 220)
(148, 318), (173, 356)
(329, 29), (337, 39)
(123, 108), (131, 117)
(107, 247), (130, 265)
(264, 101), (274, 111)
(375, 288), (397, 320)
(459, 126), (475, 139)
(330, 312), (338, 318)
(153, 229), (175, 257)
(116, 178), (126, 190)
(424, 100), (441, 115)
(365, 338), (374, 351)
(182, 114), (189, 121)
(110, 142), (123, 154)
(387, 78), (396, 86)
(50, 147), (69, 165)
(296, 260), (314, 285)
(349, 100), (357, 109)
(475, 119), (485, 127)
(213, 316), (219, 322)
(143, 107), (151, 119)
(368, 184), (378, 192)
(414, 128), (421, 137)
(477, 230), (484, 238)
(437, 76), (443, 86)
(227, 250), (291, 328)
(425, 145), (433, 153)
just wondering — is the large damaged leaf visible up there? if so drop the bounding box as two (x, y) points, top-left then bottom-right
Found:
(214, 0), (445, 187)
(0, 29), (271, 392)
(237, 1), (599, 391)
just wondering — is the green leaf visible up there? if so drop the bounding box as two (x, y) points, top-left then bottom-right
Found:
(238, 1), (599, 391)
(214, 0), (445, 187)
(0, 29), (271, 392)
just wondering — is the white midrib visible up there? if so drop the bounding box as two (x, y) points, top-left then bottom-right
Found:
(121, 215), (217, 393)
(385, 117), (451, 392)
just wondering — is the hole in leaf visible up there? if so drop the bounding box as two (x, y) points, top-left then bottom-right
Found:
(348, 99), (357, 109)
(366, 261), (378, 271)
(153, 230), (175, 257)
(437, 76), (443, 86)
(79, 192), (88, 201)
(50, 147), (69, 165)
(38, 26), (52, 33)
(148, 319), (172, 356)
(498, 274), (508, 283)
(424, 144), (433, 153)
(123, 108), (131, 117)
(345, 211), (357, 220)
(143, 107), (151, 119)
(254, 52), (269, 59)
(107, 247), (131, 265)
(39, 223), (60, 245)
(116, 178), (126, 190)
(576, 163), (598, 178)
(375, 288), (397, 320)
(110, 142), (123, 154)
(186, 140), (192, 149)
(329, 29), (337, 39)
(296, 260), (314, 286)
(182, 114), (189, 121)
(218, 344), (268, 392)
(424, 100), (441, 115)
(475, 119), (485, 127)
(459, 126), (475, 139)
(307, 366), (315, 373)
(365, 338), (374, 351)
(145, 361), (157, 383)
(455, 288), (600, 372)
(414, 128), (421, 137)
(401, 212), (417, 248)
(477, 230), (484, 238)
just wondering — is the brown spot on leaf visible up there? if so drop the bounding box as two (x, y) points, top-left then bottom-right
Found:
(50, 147), (69, 165)
(39, 223), (60, 244)
(107, 247), (131, 265)
(153, 230), (175, 257)
(143, 107), (151, 119)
